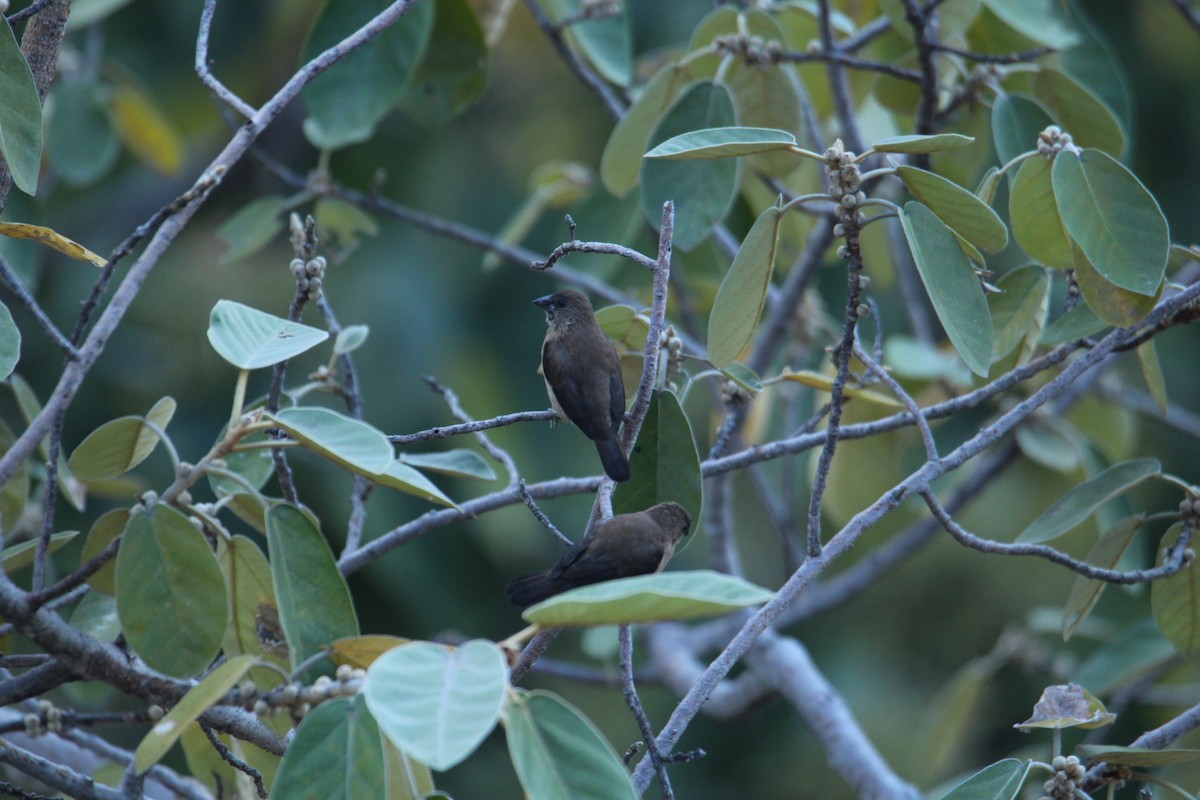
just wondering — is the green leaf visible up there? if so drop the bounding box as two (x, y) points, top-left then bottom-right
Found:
(706, 204), (783, 368)
(722, 362), (763, 394)
(364, 640), (507, 771)
(67, 397), (176, 482)
(1071, 244), (1159, 328)
(1009, 156), (1073, 269)
(0, 16), (43, 195)
(522, 570), (774, 626)
(975, 167), (1001, 206)
(116, 505), (226, 677)
(207, 300), (329, 369)
(217, 196), (288, 266)
(398, 0), (488, 127)
(48, 76), (120, 187)
(918, 657), (995, 777)
(1052, 149), (1169, 296)
(871, 133), (973, 154)
(80, 508), (129, 594)
(68, 589), (120, 642)
(1061, 515), (1143, 641)
(301, 0), (434, 149)
(333, 325), (370, 355)
(1074, 617), (1175, 694)
(726, 37), (803, 173)
(1136, 341), (1168, 415)
(1074, 745), (1200, 767)
(898, 202), (994, 377)
(988, 264), (1048, 363)
(1039, 302), (1107, 345)
(897, 166), (1008, 254)
(272, 695), (390, 800)
(600, 63), (687, 197)
(612, 391), (702, 543)
(1016, 458), (1160, 544)
(8, 374), (86, 510)
(1015, 683), (1114, 730)
(399, 449), (495, 481)
(2, 530), (78, 573)
(594, 305), (650, 349)
(644, 126), (797, 160)
(208, 430), (274, 497)
(267, 504), (359, 673)
(640, 81), (738, 251)
(134, 655), (257, 774)
(543, 0), (630, 86)
(884, 336), (972, 383)
(383, 733), (436, 800)
(373, 461), (457, 507)
(936, 759), (1030, 800)
(315, 198), (379, 252)
(1153, 524), (1200, 657)
(981, 0), (1078, 48)
(1032, 68), (1124, 156)
(991, 93), (1053, 166)
(506, 689), (637, 800)
(0, 300), (19, 381)
(1014, 419), (1080, 473)
(218, 535), (289, 676)
(268, 406), (394, 475)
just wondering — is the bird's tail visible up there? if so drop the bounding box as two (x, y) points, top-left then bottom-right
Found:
(505, 572), (556, 608)
(596, 438), (631, 482)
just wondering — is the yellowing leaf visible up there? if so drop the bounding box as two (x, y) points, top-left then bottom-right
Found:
(778, 369), (903, 409)
(330, 635), (411, 669)
(110, 84), (184, 175)
(0, 222), (106, 267)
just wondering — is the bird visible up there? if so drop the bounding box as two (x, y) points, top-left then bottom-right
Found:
(534, 289), (631, 482)
(505, 501), (692, 608)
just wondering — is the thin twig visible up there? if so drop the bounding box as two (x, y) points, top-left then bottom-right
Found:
(853, 339), (936, 460)
(519, 0), (625, 119)
(1167, 0), (1200, 33)
(390, 409), (559, 445)
(0, 254), (76, 357)
(423, 376), (520, 487)
(195, 0), (257, 118)
(201, 723), (268, 799)
(519, 480), (572, 546)
(929, 42), (1055, 63)
(30, 410), (64, 592)
(816, 0), (864, 153)
(6, 0), (57, 25)
(619, 625), (675, 800)
(774, 50), (922, 82)
(924, 490), (1194, 584)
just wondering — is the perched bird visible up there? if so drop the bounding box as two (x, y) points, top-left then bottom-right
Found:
(505, 501), (692, 608)
(535, 289), (631, 482)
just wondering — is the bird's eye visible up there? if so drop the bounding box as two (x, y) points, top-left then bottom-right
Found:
(556, 299), (566, 307)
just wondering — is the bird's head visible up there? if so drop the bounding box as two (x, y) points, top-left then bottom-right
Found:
(647, 501), (692, 542)
(533, 289), (594, 327)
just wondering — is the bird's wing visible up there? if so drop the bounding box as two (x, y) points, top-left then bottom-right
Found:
(608, 368), (625, 435)
(542, 338), (601, 438)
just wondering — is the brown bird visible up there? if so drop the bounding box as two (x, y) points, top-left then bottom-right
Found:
(535, 289), (631, 482)
(505, 501), (692, 608)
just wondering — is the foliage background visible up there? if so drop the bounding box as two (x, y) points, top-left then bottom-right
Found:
(4, 0), (1200, 797)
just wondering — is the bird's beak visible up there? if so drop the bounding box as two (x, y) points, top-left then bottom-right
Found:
(533, 295), (554, 317)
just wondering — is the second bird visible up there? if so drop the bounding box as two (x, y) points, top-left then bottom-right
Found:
(535, 289), (631, 482)
(505, 501), (692, 607)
